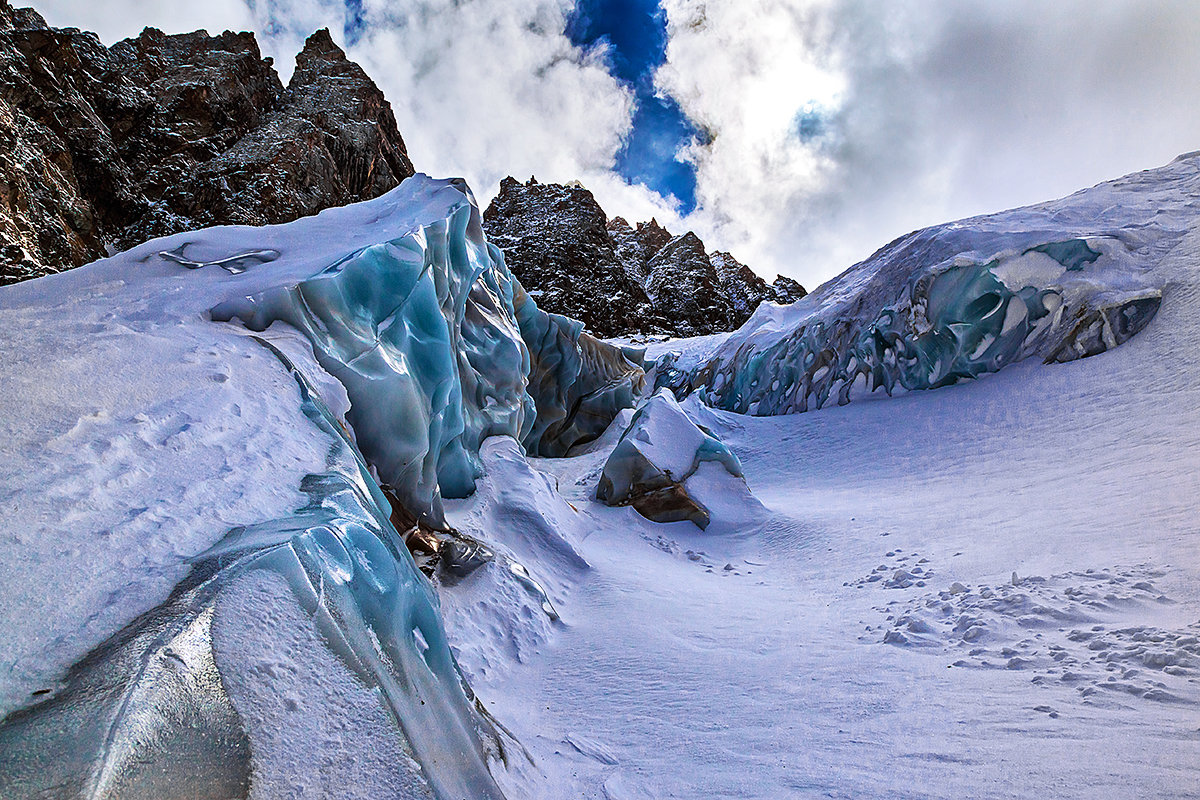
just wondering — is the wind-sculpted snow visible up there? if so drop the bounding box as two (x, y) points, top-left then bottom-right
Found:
(598, 389), (745, 529)
(654, 157), (1200, 415)
(0, 337), (506, 800)
(213, 181), (642, 526)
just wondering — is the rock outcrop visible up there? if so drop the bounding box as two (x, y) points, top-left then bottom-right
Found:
(480, 177), (657, 337)
(0, 3), (413, 285)
(484, 176), (806, 338)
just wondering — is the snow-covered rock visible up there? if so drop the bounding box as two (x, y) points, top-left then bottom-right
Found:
(483, 176), (806, 337)
(597, 389), (753, 530)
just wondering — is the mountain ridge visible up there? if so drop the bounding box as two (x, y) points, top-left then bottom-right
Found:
(483, 175), (806, 338)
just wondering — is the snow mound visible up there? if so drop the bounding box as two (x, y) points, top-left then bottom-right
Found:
(657, 155), (1200, 415)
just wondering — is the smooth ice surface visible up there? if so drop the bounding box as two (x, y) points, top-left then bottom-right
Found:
(515, 292), (646, 459)
(653, 156), (1199, 415)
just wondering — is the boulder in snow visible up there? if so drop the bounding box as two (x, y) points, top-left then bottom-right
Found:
(597, 389), (750, 529)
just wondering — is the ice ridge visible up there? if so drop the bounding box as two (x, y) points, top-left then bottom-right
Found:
(652, 155), (1200, 415)
(213, 182), (642, 527)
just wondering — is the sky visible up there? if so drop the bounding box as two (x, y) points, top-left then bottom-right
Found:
(29, 0), (1200, 290)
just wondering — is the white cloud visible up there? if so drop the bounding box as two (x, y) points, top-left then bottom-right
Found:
(31, 0), (254, 43)
(658, 0), (1200, 288)
(344, 0), (635, 212)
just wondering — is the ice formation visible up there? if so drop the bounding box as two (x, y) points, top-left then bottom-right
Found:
(597, 389), (745, 529)
(515, 291), (645, 458)
(0, 173), (648, 800)
(214, 179), (642, 527)
(654, 167), (1189, 415)
(0, 337), (507, 799)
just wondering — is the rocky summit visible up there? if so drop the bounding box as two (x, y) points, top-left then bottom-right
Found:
(484, 176), (806, 339)
(0, 3), (413, 285)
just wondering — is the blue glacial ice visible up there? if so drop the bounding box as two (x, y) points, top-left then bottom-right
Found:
(0, 174), (646, 800)
(213, 180), (642, 527)
(653, 163), (1196, 416)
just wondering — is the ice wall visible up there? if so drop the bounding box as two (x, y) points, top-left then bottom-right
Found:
(214, 182), (642, 526)
(513, 280), (645, 458)
(655, 159), (1199, 416)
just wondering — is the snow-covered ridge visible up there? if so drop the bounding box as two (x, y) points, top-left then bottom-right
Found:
(655, 154), (1200, 415)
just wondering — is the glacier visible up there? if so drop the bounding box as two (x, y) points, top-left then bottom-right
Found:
(0, 174), (640, 800)
(212, 179), (642, 528)
(4, 154), (1200, 800)
(651, 157), (1193, 415)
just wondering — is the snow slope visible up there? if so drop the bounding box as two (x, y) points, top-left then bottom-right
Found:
(441, 157), (1200, 798)
(2, 156), (1200, 799)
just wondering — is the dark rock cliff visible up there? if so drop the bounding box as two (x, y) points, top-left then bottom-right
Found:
(484, 176), (807, 338)
(0, 3), (413, 285)
(481, 177), (657, 337)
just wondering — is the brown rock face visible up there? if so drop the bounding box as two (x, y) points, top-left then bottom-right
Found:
(484, 176), (807, 338)
(0, 3), (414, 285)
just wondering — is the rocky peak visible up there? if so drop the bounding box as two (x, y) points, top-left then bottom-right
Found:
(279, 29), (413, 200)
(483, 176), (652, 337)
(0, 2), (42, 30)
(644, 231), (732, 336)
(294, 27), (342, 64)
(606, 215), (650, 287)
(770, 275), (807, 304)
(634, 218), (673, 261)
(710, 250), (807, 320)
(484, 177), (807, 338)
(0, 7), (413, 285)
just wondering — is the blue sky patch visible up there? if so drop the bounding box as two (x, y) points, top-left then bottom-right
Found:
(568, 0), (700, 213)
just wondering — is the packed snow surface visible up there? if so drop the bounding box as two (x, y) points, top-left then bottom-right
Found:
(445, 156), (1200, 798)
(3, 157), (1200, 798)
